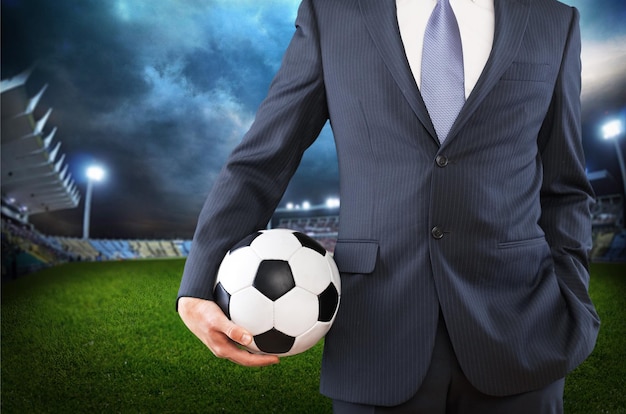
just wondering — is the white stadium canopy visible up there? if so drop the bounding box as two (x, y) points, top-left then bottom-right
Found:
(1, 68), (80, 221)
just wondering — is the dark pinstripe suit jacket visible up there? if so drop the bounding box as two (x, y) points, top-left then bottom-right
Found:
(179, 0), (600, 406)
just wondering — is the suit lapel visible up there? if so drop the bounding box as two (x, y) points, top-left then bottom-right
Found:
(359, 0), (530, 146)
(446, 0), (530, 145)
(359, 0), (437, 139)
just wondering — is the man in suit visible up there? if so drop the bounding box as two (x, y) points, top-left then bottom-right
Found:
(178, 0), (599, 412)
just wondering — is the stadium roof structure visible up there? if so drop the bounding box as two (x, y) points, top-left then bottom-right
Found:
(1, 68), (80, 221)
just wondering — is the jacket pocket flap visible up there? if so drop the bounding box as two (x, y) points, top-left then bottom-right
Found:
(333, 240), (379, 274)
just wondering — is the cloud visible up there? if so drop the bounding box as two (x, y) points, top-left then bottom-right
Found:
(5, 0), (623, 238)
(581, 35), (626, 103)
(64, 1), (303, 202)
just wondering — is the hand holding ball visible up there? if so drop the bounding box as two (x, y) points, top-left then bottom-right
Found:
(213, 229), (341, 356)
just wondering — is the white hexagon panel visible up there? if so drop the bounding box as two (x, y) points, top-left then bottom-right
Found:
(250, 229), (302, 260)
(229, 287), (274, 336)
(274, 287), (319, 337)
(216, 247), (262, 294)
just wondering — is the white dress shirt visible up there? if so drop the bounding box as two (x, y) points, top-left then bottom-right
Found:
(396, 0), (495, 99)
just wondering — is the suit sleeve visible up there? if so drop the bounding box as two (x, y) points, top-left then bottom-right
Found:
(177, 0), (328, 304)
(537, 7), (598, 319)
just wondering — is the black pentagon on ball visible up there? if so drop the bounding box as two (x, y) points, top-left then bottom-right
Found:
(253, 260), (295, 301)
(293, 231), (326, 256)
(318, 283), (339, 322)
(213, 282), (231, 319)
(254, 328), (296, 354)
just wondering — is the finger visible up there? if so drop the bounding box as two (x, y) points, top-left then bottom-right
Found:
(199, 302), (279, 366)
(178, 298), (280, 366)
(208, 329), (280, 366)
(226, 348), (281, 367)
(224, 321), (253, 346)
(216, 320), (280, 366)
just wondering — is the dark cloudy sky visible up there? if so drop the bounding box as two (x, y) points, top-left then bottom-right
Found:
(2, 0), (625, 239)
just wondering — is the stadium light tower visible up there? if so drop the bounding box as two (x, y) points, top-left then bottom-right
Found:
(326, 197), (340, 209)
(83, 165), (106, 239)
(602, 119), (626, 206)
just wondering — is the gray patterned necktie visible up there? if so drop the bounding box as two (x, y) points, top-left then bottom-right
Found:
(421, 0), (465, 143)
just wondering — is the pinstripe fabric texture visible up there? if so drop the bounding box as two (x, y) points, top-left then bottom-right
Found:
(179, 0), (599, 407)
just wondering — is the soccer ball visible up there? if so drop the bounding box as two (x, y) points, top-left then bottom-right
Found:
(213, 229), (341, 356)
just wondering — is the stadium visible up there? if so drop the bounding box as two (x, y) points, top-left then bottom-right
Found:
(2, 68), (624, 274)
(2, 66), (625, 413)
(2, 1), (626, 412)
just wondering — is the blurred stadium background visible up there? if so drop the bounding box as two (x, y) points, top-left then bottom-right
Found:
(2, 67), (625, 279)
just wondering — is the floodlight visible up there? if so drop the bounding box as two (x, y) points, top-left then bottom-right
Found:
(600, 118), (626, 211)
(326, 197), (340, 209)
(83, 164), (107, 239)
(602, 119), (623, 140)
(86, 165), (106, 181)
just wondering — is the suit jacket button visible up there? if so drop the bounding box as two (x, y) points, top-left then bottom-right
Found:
(431, 226), (444, 239)
(436, 155), (449, 167)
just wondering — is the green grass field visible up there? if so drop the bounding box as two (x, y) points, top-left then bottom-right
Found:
(1, 260), (624, 413)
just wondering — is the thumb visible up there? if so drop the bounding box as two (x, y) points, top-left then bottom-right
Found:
(223, 319), (253, 346)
